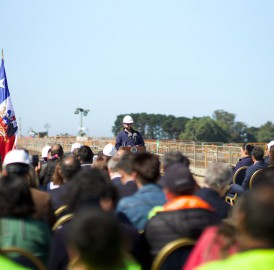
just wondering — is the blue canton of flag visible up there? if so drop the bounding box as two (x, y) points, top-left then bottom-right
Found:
(0, 58), (18, 160)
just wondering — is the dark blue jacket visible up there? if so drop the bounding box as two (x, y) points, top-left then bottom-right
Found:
(234, 156), (253, 173)
(115, 129), (145, 149)
(242, 161), (268, 190)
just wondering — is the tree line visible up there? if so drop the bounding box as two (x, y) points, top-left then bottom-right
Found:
(112, 110), (274, 143)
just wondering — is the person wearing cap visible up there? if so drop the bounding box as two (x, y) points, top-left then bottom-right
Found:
(115, 115), (145, 150)
(2, 149), (56, 227)
(92, 144), (117, 174)
(144, 163), (220, 257)
(103, 143), (117, 159)
(71, 142), (83, 157)
(38, 145), (52, 186)
(264, 140), (274, 165)
(42, 145), (51, 162)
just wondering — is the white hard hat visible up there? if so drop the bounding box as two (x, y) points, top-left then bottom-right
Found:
(71, 143), (83, 152)
(41, 145), (51, 158)
(267, 141), (274, 150)
(3, 149), (30, 167)
(123, 115), (134, 124)
(103, 143), (117, 157)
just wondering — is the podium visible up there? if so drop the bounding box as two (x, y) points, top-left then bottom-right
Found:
(121, 146), (146, 153)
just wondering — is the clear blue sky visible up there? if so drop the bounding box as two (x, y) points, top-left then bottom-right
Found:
(1, 1), (273, 137)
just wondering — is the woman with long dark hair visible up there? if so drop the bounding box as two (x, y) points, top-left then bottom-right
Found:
(0, 174), (51, 266)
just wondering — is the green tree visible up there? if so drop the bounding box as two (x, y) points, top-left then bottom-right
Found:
(179, 117), (228, 142)
(112, 113), (189, 139)
(230, 121), (249, 142)
(162, 116), (189, 139)
(245, 126), (259, 142)
(112, 114), (125, 135)
(257, 121), (274, 142)
(212, 110), (235, 133)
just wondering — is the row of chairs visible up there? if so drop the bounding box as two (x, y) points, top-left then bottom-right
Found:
(226, 166), (263, 206)
(2, 219), (195, 270)
(52, 205), (196, 270)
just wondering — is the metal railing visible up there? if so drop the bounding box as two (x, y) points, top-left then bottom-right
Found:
(17, 137), (243, 168)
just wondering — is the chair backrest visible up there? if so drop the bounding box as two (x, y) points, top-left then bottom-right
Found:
(52, 213), (74, 231)
(54, 205), (68, 217)
(151, 238), (195, 270)
(225, 193), (238, 206)
(1, 246), (46, 270)
(233, 166), (248, 185)
(249, 169), (263, 189)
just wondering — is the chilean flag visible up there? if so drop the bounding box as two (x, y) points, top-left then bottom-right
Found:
(0, 58), (18, 161)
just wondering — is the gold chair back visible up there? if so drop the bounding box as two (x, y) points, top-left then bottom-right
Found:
(52, 213), (74, 231)
(249, 169), (263, 189)
(1, 246), (46, 270)
(54, 205), (68, 217)
(233, 166), (248, 185)
(151, 238), (195, 270)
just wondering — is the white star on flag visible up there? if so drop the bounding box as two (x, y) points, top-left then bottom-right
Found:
(0, 78), (5, 88)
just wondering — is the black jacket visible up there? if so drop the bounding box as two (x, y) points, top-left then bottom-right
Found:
(145, 208), (220, 256)
(195, 187), (231, 219)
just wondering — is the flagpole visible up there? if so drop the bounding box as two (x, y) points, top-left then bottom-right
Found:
(1, 49), (3, 60)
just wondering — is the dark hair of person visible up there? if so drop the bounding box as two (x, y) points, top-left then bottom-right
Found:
(92, 156), (109, 174)
(51, 144), (64, 158)
(236, 182), (274, 247)
(242, 144), (254, 157)
(132, 152), (160, 185)
(64, 168), (110, 212)
(251, 146), (264, 161)
(25, 166), (38, 188)
(68, 208), (124, 270)
(5, 163), (30, 176)
(0, 175), (35, 217)
(96, 151), (103, 158)
(162, 151), (190, 171)
(116, 152), (136, 174)
(60, 155), (81, 181)
(78, 145), (94, 164)
(100, 182), (120, 210)
(52, 160), (64, 186)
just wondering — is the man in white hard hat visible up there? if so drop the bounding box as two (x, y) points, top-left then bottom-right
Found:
(115, 115), (145, 150)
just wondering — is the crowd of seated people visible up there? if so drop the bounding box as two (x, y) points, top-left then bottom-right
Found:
(0, 140), (273, 270)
